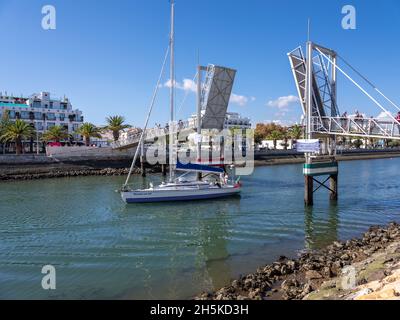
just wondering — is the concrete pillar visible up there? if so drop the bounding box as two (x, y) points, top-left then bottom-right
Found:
(329, 174), (338, 201)
(305, 175), (313, 206)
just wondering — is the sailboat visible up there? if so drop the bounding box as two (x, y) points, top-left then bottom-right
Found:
(120, 1), (242, 204)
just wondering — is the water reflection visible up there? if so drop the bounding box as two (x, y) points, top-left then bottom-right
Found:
(200, 202), (239, 291)
(304, 203), (339, 249)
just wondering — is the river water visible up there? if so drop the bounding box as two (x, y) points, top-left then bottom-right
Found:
(1, 158), (400, 299)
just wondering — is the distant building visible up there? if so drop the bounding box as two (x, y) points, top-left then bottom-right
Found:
(260, 139), (294, 150)
(0, 91), (84, 139)
(188, 111), (251, 130)
(90, 129), (114, 147)
(119, 127), (143, 142)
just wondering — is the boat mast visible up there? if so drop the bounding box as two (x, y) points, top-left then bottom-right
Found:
(196, 64), (202, 181)
(169, 0), (175, 182)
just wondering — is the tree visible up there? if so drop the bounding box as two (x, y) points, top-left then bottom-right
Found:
(42, 125), (70, 142)
(0, 111), (11, 137)
(104, 116), (131, 142)
(75, 123), (102, 146)
(280, 127), (290, 150)
(254, 123), (285, 145)
(289, 124), (303, 142)
(0, 110), (11, 153)
(0, 119), (35, 154)
(268, 130), (283, 150)
(353, 138), (363, 149)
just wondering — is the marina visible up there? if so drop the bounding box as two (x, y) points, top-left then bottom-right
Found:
(1, 158), (400, 299)
(1, 0), (400, 304)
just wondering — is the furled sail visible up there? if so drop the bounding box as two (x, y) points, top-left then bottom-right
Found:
(176, 161), (224, 174)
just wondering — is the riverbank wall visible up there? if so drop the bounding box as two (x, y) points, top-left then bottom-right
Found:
(1, 149), (400, 181)
(196, 222), (400, 300)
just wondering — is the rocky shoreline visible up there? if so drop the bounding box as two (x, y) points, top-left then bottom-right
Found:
(0, 166), (162, 181)
(196, 222), (400, 300)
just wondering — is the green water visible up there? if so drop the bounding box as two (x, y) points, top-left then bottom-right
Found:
(1, 158), (400, 299)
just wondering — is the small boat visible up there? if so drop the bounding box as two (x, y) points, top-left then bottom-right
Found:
(120, 0), (242, 204)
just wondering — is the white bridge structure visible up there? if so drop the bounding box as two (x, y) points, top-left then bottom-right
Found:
(112, 64), (236, 149)
(288, 42), (400, 141)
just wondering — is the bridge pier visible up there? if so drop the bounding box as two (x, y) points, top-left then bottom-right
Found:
(329, 174), (338, 201)
(303, 156), (339, 206)
(304, 175), (314, 206)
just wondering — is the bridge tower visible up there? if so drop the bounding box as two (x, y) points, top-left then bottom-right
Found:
(289, 42), (339, 206)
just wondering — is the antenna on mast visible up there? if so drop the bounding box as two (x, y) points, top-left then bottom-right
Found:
(307, 18), (311, 42)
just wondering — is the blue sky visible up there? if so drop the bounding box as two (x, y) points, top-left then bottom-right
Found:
(1, 0), (400, 127)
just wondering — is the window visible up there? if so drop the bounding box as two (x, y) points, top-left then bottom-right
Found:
(47, 122), (55, 130)
(20, 111), (30, 119)
(34, 112), (42, 120)
(36, 122), (43, 130)
(33, 101), (41, 108)
(47, 113), (56, 120)
(59, 113), (65, 121)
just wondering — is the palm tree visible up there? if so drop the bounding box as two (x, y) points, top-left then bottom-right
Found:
(268, 130), (282, 150)
(280, 127), (290, 150)
(104, 116), (131, 142)
(42, 125), (70, 142)
(0, 119), (35, 154)
(0, 111), (11, 154)
(289, 124), (303, 142)
(75, 123), (102, 146)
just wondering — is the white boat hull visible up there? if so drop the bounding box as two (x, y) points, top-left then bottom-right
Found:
(121, 185), (241, 203)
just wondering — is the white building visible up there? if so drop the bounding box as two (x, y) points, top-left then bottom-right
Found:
(187, 111), (251, 130)
(0, 91), (83, 139)
(260, 139), (294, 150)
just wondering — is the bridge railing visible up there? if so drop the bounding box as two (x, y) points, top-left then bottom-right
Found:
(111, 119), (198, 149)
(311, 116), (400, 139)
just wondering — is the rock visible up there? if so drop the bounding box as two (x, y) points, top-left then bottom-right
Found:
(348, 288), (373, 300)
(243, 278), (253, 289)
(231, 280), (239, 288)
(340, 253), (350, 261)
(320, 280), (337, 290)
(333, 241), (344, 249)
(302, 282), (313, 295)
(281, 279), (299, 291)
(355, 288), (397, 300)
(321, 266), (333, 278)
(305, 270), (323, 280)
(248, 288), (261, 299)
(280, 265), (289, 275)
(286, 260), (297, 271)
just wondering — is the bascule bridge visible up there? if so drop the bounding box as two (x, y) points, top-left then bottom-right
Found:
(288, 41), (400, 205)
